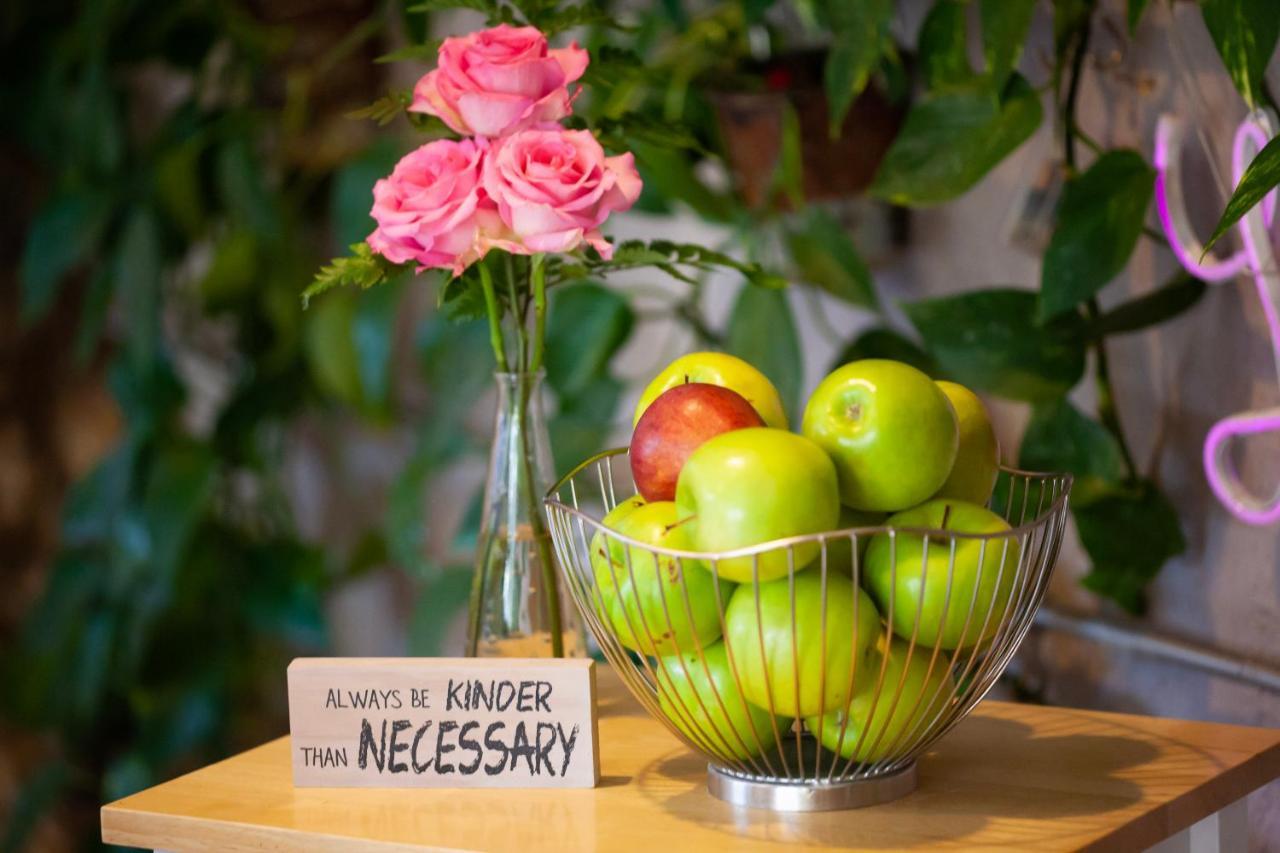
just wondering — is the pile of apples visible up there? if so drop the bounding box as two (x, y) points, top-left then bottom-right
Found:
(589, 352), (1020, 763)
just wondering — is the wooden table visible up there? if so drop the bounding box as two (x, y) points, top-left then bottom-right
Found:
(101, 669), (1280, 852)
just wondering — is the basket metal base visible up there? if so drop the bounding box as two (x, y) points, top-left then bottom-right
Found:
(706, 763), (918, 812)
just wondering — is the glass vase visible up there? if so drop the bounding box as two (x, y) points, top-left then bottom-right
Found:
(466, 370), (585, 658)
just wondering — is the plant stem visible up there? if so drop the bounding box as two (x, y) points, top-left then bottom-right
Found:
(529, 254), (547, 375)
(478, 263), (509, 372)
(1085, 299), (1139, 480)
(505, 254), (526, 371)
(1060, 17), (1139, 483)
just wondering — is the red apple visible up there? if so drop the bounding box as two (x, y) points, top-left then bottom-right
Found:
(630, 383), (764, 501)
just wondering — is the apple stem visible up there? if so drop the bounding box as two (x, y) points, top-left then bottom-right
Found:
(940, 504), (953, 531)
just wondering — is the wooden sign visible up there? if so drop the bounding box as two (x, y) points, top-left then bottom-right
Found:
(287, 658), (599, 789)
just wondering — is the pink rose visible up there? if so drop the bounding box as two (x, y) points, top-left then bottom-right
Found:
(410, 24), (588, 138)
(367, 137), (493, 274)
(481, 127), (643, 257)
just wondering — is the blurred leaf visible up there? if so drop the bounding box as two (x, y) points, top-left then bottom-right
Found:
(871, 74), (1042, 206)
(823, 0), (893, 131)
(727, 285), (801, 419)
(216, 139), (279, 242)
(1053, 0), (1096, 58)
(1085, 271), (1206, 338)
(115, 209), (163, 374)
(919, 0), (972, 89)
(154, 136), (207, 238)
(770, 102), (804, 209)
(630, 141), (735, 222)
(1127, 0), (1149, 32)
(1039, 150), (1155, 321)
(1203, 135), (1280, 253)
(831, 326), (938, 375)
(20, 192), (107, 324)
(551, 375), (623, 473)
(452, 489), (486, 555)
(408, 566), (475, 656)
(200, 229), (257, 307)
(375, 42), (440, 64)
(242, 540), (328, 648)
(350, 272), (406, 416)
(1076, 480), (1184, 614)
(387, 423), (468, 577)
(303, 290), (363, 408)
(437, 268), (489, 321)
(982, 0), (1037, 88)
(1201, 0), (1280, 109)
(905, 288), (1086, 401)
(74, 265), (114, 365)
(545, 282), (634, 399)
(1019, 398), (1126, 504)
(785, 207), (877, 309)
(330, 139), (402, 250)
(1, 762), (69, 853)
(418, 314), (493, 423)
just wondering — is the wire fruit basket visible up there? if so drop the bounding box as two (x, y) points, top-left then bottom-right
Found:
(544, 448), (1072, 812)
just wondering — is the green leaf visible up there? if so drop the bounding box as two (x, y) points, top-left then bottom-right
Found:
(770, 102), (804, 208)
(870, 74), (1042, 206)
(375, 42), (440, 64)
(115, 209), (163, 374)
(1085, 271), (1206, 338)
(1203, 134), (1280, 254)
(303, 290), (364, 408)
(629, 141), (735, 222)
(1018, 398), (1126, 504)
(831, 326), (938, 375)
(346, 90), (414, 126)
(1127, 0), (1150, 33)
(981, 0), (1037, 88)
(350, 272), (406, 415)
(1201, 0), (1280, 109)
(904, 288), (1086, 401)
(330, 140), (402, 250)
(726, 286), (802, 419)
(20, 192), (107, 324)
(823, 0), (893, 131)
(545, 282), (634, 399)
(785, 208), (877, 309)
(551, 375), (623, 473)
(387, 425), (467, 577)
(919, 0), (972, 89)
(304, 243), (404, 307)
(1075, 480), (1184, 614)
(1039, 150), (1155, 321)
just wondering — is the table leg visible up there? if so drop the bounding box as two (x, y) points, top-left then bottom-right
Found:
(1145, 796), (1249, 853)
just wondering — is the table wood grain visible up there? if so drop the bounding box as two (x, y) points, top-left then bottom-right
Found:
(101, 668), (1280, 852)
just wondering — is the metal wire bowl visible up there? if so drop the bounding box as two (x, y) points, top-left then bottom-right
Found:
(544, 447), (1072, 811)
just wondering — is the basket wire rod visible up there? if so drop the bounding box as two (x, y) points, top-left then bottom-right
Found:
(787, 545), (806, 779)
(663, 548), (759, 774)
(814, 541), (831, 781)
(825, 533), (866, 783)
(710, 555), (782, 779)
(611, 531), (717, 763)
(878, 534), (964, 773)
(750, 553), (793, 778)
(858, 530), (938, 777)
(602, 454), (618, 511)
(838, 532), (899, 778)
(883, 535), (992, 774)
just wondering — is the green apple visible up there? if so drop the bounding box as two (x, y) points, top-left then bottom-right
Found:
(724, 570), (881, 717)
(634, 352), (788, 430)
(864, 499), (1021, 651)
(802, 359), (958, 512)
(934, 381), (1000, 506)
(590, 501), (732, 657)
(675, 428), (840, 583)
(808, 638), (955, 763)
(822, 506), (887, 576)
(656, 642), (786, 762)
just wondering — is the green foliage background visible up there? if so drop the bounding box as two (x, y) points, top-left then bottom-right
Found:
(3, 0), (1275, 847)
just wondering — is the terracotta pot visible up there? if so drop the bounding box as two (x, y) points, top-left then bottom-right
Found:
(710, 50), (906, 209)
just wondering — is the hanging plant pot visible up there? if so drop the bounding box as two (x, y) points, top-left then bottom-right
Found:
(709, 50), (906, 210)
